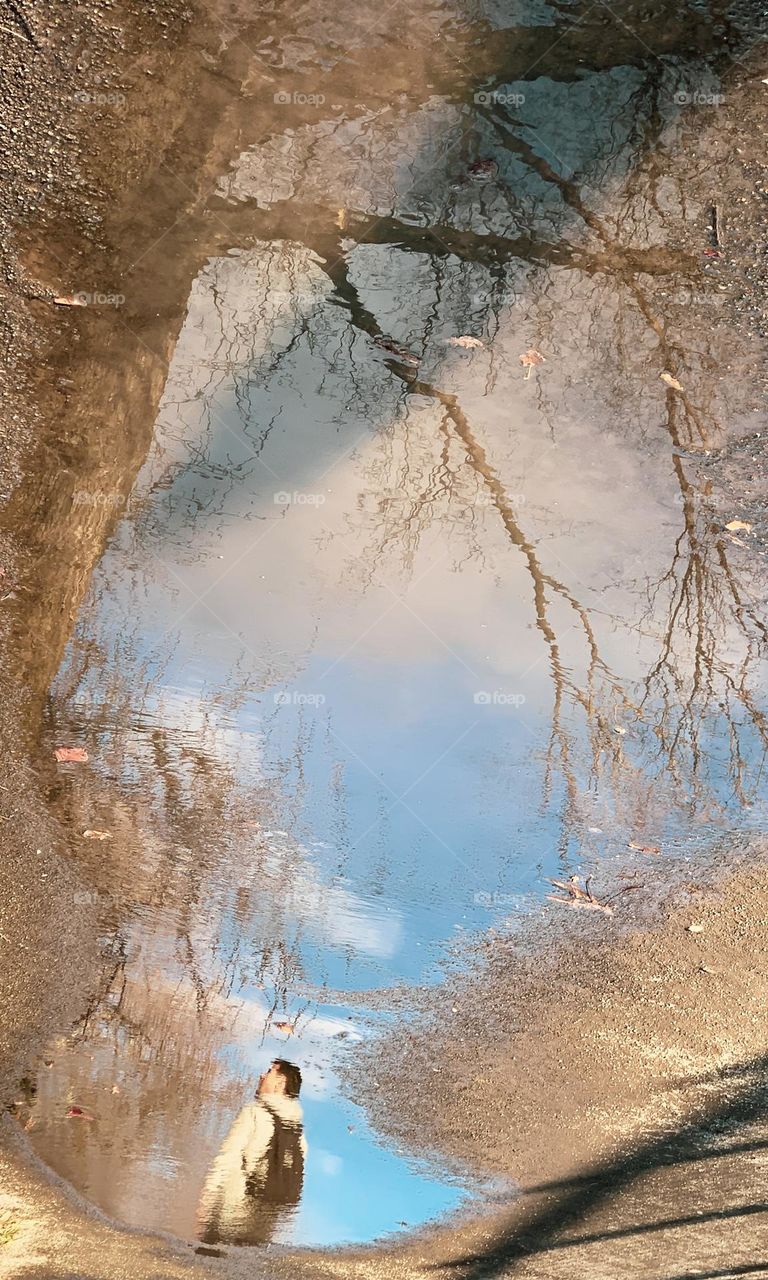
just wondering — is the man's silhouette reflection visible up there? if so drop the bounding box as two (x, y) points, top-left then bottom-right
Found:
(198, 1059), (305, 1246)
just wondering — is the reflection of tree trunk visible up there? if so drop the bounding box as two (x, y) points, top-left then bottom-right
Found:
(0, 7), (264, 725)
(208, 198), (697, 282)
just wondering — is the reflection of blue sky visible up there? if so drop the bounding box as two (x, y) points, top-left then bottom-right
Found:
(258, 655), (547, 988)
(279, 1091), (466, 1246)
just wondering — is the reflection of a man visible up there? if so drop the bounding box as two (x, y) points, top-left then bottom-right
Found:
(198, 1059), (305, 1247)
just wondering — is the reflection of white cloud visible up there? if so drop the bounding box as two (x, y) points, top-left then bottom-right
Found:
(118, 972), (363, 1101)
(222, 999), (363, 1100)
(218, 101), (460, 219)
(311, 882), (401, 959)
(274, 1012), (362, 1043)
(260, 834), (403, 959)
(204, 991), (364, 1046)
(315, 1151), (343, 1177)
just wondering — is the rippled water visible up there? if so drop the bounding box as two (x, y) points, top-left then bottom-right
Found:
(24, 0), (768, 1249)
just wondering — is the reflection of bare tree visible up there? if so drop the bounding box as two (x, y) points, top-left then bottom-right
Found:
(69, 224), (764, 858)
(48, 0), (768, 1016)
(49, 596), (313, 1023)
(310, 267), (633, 838)
(22, 967), (257, 1241)
(637, 441), (768, 808)
(299, 147), (766, 828)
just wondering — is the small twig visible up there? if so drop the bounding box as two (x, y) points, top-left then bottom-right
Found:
(2, 0), (39, 48)
(608, 883), (645, 900)
(545, 876), (614, 915)
(0, 21), (27, 39)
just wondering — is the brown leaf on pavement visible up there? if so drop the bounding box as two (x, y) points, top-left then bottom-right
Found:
(66, 1106), (94, 1120)
(445, 336), (485, 349)
(628, 840), (661, 855)
(519, 348), (546, 379)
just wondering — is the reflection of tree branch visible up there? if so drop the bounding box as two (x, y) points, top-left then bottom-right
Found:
(621, 276), (768, 806)
(211, 197), (697, 283)
(319, 251), (638, 829)
(320, 195), (768, 820)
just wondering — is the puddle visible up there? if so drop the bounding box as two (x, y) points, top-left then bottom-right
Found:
(22, 0), (768, 1252)
(22, 1006), (469, 1246)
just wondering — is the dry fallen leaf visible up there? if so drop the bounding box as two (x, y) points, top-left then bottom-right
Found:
(660, 371), (684, 391)
(82, 829), (112, 841)
(66, 1106), (94, 1120)
(468, 158), (499, 181)
(54, 746), (89, 763)
(725, 519), (752, 533)
(53, 294), (87, 308)
(445, 335), (485, 349)
(628, 840), (661, 855)
(273, 1021), (295, 1035)
(519, 348), (546, 379)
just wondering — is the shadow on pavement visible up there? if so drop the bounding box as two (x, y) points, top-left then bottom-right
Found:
(435, 1053), (768, 1279)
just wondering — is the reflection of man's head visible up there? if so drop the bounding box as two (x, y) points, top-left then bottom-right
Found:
(257, 1058), (302, 1100)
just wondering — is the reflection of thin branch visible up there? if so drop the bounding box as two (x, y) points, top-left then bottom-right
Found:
(320, 253), (635, 826)
(76, 941), (127, 1042)
(624, 275), (768, 806)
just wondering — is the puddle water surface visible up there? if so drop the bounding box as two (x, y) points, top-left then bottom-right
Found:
(22, 0), (768, 1250)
